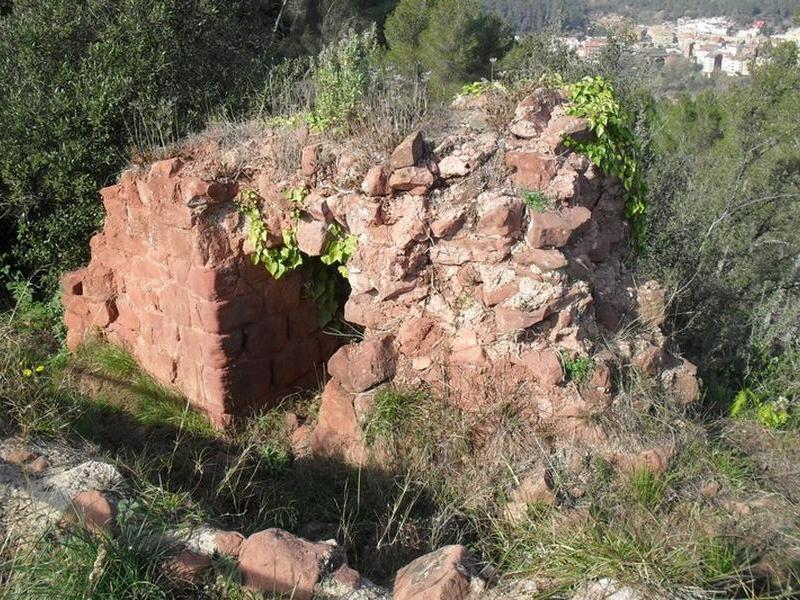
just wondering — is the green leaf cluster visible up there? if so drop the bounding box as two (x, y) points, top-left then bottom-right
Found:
(559, 352), (594, 384)
(306, 224), (359, 326)
(320, 224), (358, 278)
(309, 27), (378, 132)
(237, 189), (358, 326)
(564, 76), (648, 250)
(237, 189), (304, 280)
(730, 347), (798, 430)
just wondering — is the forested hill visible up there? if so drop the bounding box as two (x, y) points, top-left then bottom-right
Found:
(486, 0), (800, 32)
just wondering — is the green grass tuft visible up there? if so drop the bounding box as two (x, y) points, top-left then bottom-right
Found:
(627, 468), (667, 511)
(363, 386), (428, 446)
(522, 190), (547, 212)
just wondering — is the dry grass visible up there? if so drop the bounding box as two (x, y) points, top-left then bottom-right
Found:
(1, 299), (799, 596)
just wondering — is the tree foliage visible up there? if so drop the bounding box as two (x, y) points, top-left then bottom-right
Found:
(641, 41), (800, 392)
(385, 0), (513, 90)
(0, 0), (284, 290)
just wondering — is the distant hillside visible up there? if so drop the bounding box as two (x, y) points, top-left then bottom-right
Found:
(486, 0), (800, 32)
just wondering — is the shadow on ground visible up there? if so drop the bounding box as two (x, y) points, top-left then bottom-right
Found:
(68, 369), (447, 584)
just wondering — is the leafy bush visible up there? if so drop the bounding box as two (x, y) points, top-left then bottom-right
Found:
(310, 27), (379, 132)
(565, 76), (648, 248)
(0, 0), (278, 292)
(640, 43), (800, 390)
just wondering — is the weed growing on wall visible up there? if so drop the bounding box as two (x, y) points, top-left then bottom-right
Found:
(522, 190), (547, 212)
(237, 188), (357, 326)
(559, 352), (594, 384)
(564, 76), (648, 249)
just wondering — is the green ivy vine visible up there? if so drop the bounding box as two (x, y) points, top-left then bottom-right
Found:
(236, 188), (357, 326)
(236, 188), (303, 279)
(563, 76), (647, 250)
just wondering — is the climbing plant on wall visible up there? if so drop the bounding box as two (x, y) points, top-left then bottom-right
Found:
(563, 76), (648, 250)
(236, 188), (357, 325)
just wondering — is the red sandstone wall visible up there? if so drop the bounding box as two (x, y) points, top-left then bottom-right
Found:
(62, 158), (338, 427)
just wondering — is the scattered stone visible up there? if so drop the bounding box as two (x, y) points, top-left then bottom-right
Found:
(504, 466), (556, 524)
(238, 528), (337, 600)
(67, 489), (118, 534)
(390, 131), (425, 169)
(393, 545), (478, 600)
(316, 564), (390, 600)
(23, 455), (50, 476)
(214, 530), (245, 557)
(327, 335), (398, 393)
(614, 447), (674, 476)
(700, 480), (720, 499)
(571, 578), (648, 600)
(46, 460), (124, 501)
(1, 448), (39, 466)
(163, 548), (213, 582)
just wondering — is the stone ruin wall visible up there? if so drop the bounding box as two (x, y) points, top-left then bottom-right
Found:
(61, 160), (340, 427)
(62, 86), (700, 441)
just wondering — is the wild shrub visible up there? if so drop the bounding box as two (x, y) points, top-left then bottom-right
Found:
(310, 27), (379, 132)
(640, 43), (800, 391)
(0, 0), (278, 292)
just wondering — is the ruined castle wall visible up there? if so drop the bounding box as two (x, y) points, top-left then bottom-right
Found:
(63, 85), (699, 436)
(62, 158), (338, 427)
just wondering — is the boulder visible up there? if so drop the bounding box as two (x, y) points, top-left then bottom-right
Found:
(238, 529), (337, 600)
(393, 545), (478, 600)
(390, 131), (425, 169)
(163, 549), (213, 582)
(67, 490), (118, 534)
(505, 151), (558, 189)
(328, 335), (398, 393)
(504, 465), (556, 523)
(527, 207), (592, 248)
